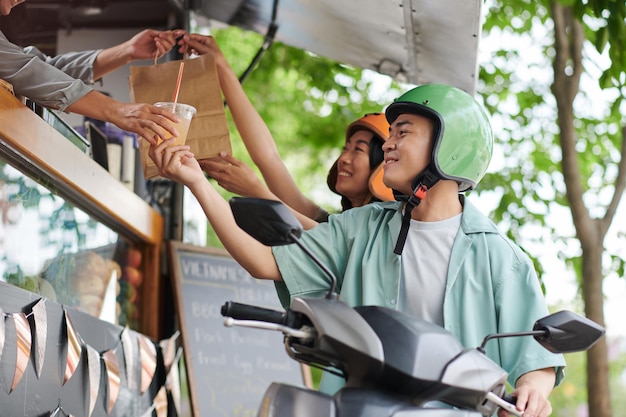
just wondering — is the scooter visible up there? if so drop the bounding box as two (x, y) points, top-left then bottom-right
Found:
(221, 197), (605, 417)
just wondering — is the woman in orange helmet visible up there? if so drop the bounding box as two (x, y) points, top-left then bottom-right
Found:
(180, 34), (392, 228)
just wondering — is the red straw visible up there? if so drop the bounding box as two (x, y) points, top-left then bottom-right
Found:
(173, 61), (185, 103)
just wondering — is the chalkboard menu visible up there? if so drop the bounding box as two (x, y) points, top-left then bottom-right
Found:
(167, 242), (304, 417)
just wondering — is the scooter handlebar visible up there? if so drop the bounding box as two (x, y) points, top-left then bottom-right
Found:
(221, 301), (289, 325)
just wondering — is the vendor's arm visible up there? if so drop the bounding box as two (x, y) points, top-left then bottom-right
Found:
(24, 29), (184, 82)
(1, 32), (180, 142)
(149, 140), (283, 280)
(180, 34), (323, 221)
(92, 29), (184, 80)
(66, 91), (179, 144)
(2, 28), (183, 108)
(0, 31), (91, 110)
(498, 368), (555, 417)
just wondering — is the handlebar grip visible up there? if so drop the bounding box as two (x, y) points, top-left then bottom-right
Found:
(221, 301), (288, 325)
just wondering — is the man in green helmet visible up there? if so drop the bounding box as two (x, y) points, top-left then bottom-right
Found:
(148, 83), (565, 417)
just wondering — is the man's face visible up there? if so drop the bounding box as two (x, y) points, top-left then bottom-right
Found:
(382, 113), (434, 195)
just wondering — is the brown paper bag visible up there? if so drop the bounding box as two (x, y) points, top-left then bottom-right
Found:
(129, 53), (231, 179)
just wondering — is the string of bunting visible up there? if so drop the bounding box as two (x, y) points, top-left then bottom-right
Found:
(0, 298), (182, 417)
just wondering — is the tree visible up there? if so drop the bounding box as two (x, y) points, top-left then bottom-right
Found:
(479, 1), (625, 416)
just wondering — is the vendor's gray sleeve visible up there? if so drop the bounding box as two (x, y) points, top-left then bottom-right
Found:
(22, 45), (101, 82)
(0, 32), (98, 111)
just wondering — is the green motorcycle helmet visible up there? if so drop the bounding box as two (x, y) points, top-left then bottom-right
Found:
(385, 84), (494, 192)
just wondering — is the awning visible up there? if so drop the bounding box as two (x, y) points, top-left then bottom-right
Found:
(197, 0), (484, 93)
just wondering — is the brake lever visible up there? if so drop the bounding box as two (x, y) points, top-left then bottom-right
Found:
(223, 317), (316, 341)
(485, 392), (522, 416)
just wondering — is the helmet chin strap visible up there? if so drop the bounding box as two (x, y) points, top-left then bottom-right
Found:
(393, 169), (440, 255)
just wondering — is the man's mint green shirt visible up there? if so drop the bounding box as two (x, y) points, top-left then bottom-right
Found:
(273, 197), (565, 393)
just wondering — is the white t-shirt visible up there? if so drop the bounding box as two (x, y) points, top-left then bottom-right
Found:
(399, 213), (462, 326)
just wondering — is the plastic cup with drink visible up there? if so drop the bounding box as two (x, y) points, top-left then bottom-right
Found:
(154, 101), (196, 146)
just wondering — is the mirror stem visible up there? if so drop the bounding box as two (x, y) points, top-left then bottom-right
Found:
(479, 330), (547, 352)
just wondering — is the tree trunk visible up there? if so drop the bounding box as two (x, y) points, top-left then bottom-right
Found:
(550, 2), (612, 417)
(581, 242), (611, 417)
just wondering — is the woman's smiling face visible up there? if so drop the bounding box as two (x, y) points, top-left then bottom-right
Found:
(334, 129), (375, 207)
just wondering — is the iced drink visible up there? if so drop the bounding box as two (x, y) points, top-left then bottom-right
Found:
(154, 102), (196, 146)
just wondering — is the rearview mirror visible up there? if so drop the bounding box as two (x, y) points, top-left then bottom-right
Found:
(230, 197), (339, 298)
(230, 197), (303, 246)
(533, 310), (605, 353)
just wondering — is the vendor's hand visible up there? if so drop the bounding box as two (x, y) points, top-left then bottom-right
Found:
(127, 29), (186, 61)
(497, 384), (552, 417)
(110, 102), (180, 145)
(148, 139), (205, 186)
(198, 153), (270, 198)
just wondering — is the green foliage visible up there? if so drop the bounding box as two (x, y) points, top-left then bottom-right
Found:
(550, 344), (626, 417)
(209, 26), (403, 210)
(573, 0), (626, 88)
(483, 0), (551, 33)
(480, 1), (625, 414)
(478, 0), (626, 285)
(550, 351), (589, 416)
(5, 265), (39, 292)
